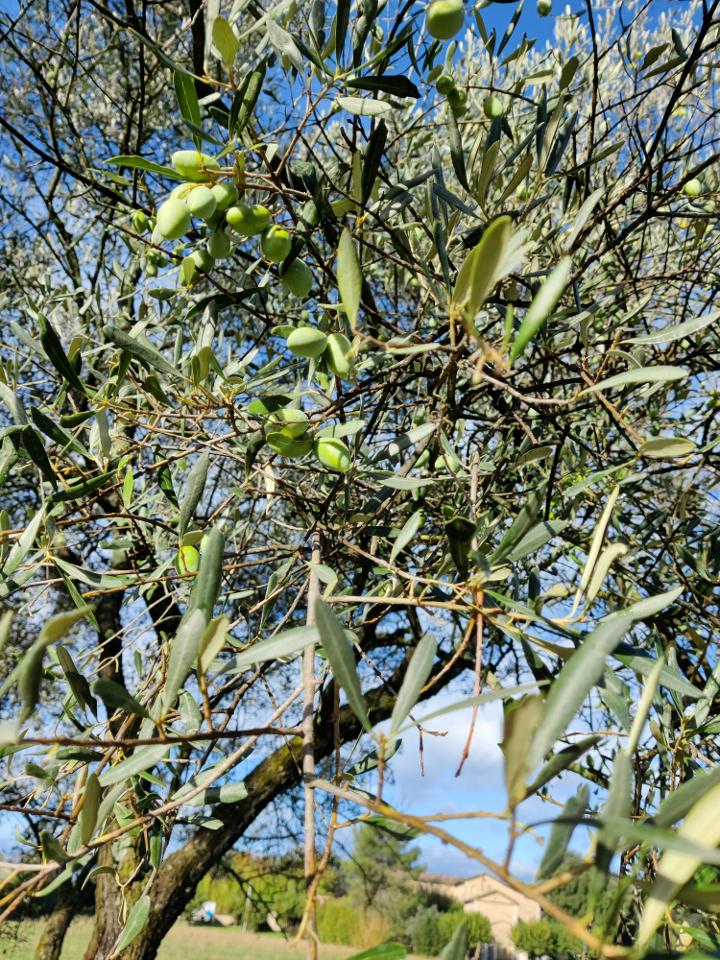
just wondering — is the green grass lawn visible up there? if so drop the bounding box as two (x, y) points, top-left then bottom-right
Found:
(0, 918), (365, 960)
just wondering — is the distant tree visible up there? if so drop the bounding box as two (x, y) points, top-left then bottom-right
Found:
(343, 823), (424, 939)
(512, 919), (583, 960)
(190, 851), (305, 929)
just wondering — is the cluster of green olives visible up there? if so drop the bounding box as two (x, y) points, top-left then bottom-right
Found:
(284, 327), (355, 379)
(262, 407), (353, 473)
(137, 150), (314, 295)
(144, 248), (169, 277)
(434, 72), (468, 116)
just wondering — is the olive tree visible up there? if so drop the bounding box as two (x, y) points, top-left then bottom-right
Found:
(1, 0), (720, 959)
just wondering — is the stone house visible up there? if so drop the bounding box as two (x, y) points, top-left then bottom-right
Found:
(419, 872), (540, 957)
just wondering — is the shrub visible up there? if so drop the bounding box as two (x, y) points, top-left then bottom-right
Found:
(317, 897), (364, 946)
(408, 905), (447, 956)
(440, 910), (493, 948)
(512, 919), (583, 960)
(188, 873), (245, 917)
(409, 905), (493, 955)
(317, 899), (390, 949)
(188, 856), (305, 929)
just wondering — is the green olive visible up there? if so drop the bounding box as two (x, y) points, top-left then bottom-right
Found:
(314, 437), (352, 473)
(483, 95), (503, 119)
(415, 449), (430, 469)
(325, 333), (354, 379)
(175, 544), (200, 575)
(207, 231), (232, 260)
(436, 74), (456, 96)
(146, 262), (158, 277)
(261, 225), (292, 263)
(171, 150), (220, 182)
(211, 182), (239, 210)
(132, 210), (149, 233)
(434, 452), (461, 475)
(448, 88), (468, 116)
(280, 259), (313, 298)
(425, 0), (465, 40)
(287, 326), (328, 358)
(266, 434), (313, 458)
(267, 408), (309, 438)
(683, 179), (702, 197)
(225, 203), (271, 236)
(156, 198), (191, 240)
(186, 186), (217, 220)
(190, 248), (215, 273)
(537, 0), (551, 14)
(170, 183), (196, 201)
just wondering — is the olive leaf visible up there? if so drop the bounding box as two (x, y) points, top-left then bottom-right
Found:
(229, 61), (267, 137)
(92, 678), (150, 719)
(389, 634), (437, 736)
(452, 216), (513, 338)
(99, 743), (170, 787)
(440, 922), (468, 960)
(187, 527), (225, 619)
(581, 366), (689, 394)
(115, 895), (151, 954)
(38, 315), (86, 394)
(501, 694), (544, 805)
(315, 598), (371, 732)
(637, 782), (720, 948)
(104, 326), (176, 376)
(80, 773), (102, 845)
(178, 452), (209, 536)
(174, 70), (200, 147)
(389, 509), (423, 565)
(56, 644), (97, 717)
(228, 624), (320, 675)
(346, 76), (420, 99)
(163, 608), (207, 708)
(510, 257), (571, 361)
(337, 228), (362, 327)
(14, 607), (92, 722)
(105, 156), (183, 181)
(211, 16), (239, 70)
(537, 784), (589, 879)
(527, 588), (683, 772)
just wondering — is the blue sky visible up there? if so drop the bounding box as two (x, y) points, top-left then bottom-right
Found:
(370, 689), (587, 880)
(478, 0), (557, 46)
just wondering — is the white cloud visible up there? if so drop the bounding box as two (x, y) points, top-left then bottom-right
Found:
(372, 692), (507, 843)
(370, 691), (588, 879)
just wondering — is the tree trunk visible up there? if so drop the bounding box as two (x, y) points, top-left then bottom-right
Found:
(82, 844), (128, 960)
(33, 884), (82, 960)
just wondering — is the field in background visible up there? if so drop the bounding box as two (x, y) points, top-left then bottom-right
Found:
(0, 918), (374, 960)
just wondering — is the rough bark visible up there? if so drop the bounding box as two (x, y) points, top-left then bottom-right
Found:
(82, 844), (137, 960)
(33, 884), (83, 960)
